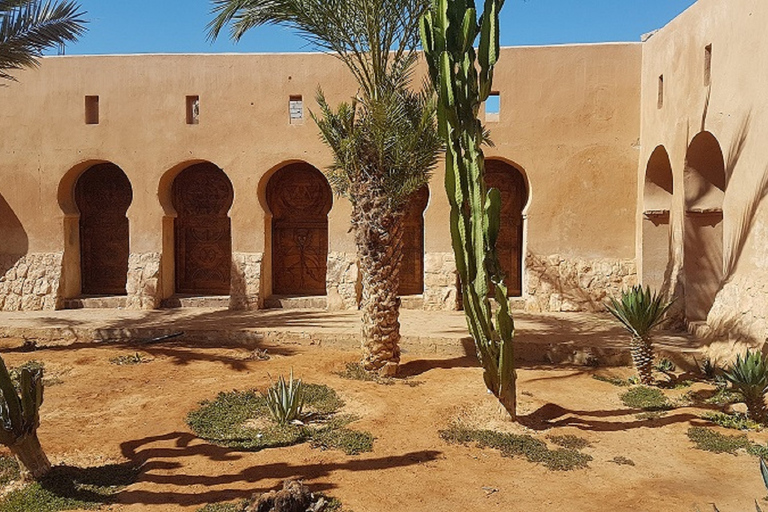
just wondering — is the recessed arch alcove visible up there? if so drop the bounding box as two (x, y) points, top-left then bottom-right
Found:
(485, 159), (530, 297)
(168, 162), (234, 296)
(684, 131), (726, 322)
(399, 186), (430, 296)
(58, 161), (133, 298)
(265, 162), (333, 297)
(642, 146), (673, 291)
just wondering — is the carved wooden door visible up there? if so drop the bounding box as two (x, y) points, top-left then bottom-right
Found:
(399, 186), (429, 295)
(173, 163), (233, 295)
(75, 163), (132, 295)
(485, 161), (527, 297)
(268, 163), (332, 296)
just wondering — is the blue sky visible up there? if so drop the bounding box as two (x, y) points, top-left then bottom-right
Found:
(65, 0), (697, 55)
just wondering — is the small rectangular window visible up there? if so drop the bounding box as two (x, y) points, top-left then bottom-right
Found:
(186, 95), (200, 125)
(85, 95), (99, 125)
(289, 95), (303, 124)
(485, 92), (500, 122)
(704, 44), (712, 86)
(657, 75), (664, 109)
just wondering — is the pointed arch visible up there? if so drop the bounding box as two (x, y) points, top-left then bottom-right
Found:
(642, 145), (673, 291)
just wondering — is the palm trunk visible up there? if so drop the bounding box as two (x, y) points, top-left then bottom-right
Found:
(353, 183), (404, 376)
(630, 335), (655, 385)
(10, 432), (51, 480)
(744, 393), (768, 424)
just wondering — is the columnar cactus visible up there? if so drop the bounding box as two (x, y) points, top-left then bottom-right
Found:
(0, 356), (50, 479)
(421, 0), (517, 418)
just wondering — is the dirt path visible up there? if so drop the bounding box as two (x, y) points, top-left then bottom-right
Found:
(0, 338), (761, 511)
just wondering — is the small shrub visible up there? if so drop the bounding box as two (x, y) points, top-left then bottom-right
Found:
(196, 502), (247, 512)
(685, 426), (768, 457)
(723, 350), (768, 424)
(265, 371), (305, 425)
(109, 353), (151, 366)
(0, 463), (138, 512)
(311, 427), (375, 455)
(0, 456), (20, 487)
(610, 456), (635, 466)
(335, 362), (395, 386)
(703, 412), (763, 431)
(655, 358), (676, 374)
(620, 387), (672, 411)
(440, 424), (592, 471)
(547, 435), (591, 450)
(697, 356), (721, 380)
(592, 374), (630, 387)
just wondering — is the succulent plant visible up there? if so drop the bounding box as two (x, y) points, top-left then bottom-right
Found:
(265, 370), (305, 425)
(723, 350), (768, 424)
(0, 355), (50, 479)
(606, 285), (673, 385)
(421, 0), (516, 418)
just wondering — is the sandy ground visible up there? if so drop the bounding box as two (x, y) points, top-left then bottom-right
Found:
(0, 336), (762, 512)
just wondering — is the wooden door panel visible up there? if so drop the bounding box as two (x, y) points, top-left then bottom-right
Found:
(173, 163), (233, 295)
(399, 186), (429, 296)
(268, 163), (332, 296)
(76, 164), (132, 296)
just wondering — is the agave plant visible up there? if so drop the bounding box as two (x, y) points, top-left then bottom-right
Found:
(723, 350), (768, 424)
(606, 285), (673, 385)
(265, 370), (305, 425)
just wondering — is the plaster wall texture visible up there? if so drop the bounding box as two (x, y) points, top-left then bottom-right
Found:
(0, 44), (641, 312)
(638, 0), (768, 346)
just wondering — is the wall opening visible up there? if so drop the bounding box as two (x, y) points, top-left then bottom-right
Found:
(266, 162), (332, 296)
(399, 186), (430, 296)
(657, 75), (664, 109)
(485, 92), (500, 122)
(172, 162), (234, 295)
(85, 96), (99, 125)
(289, 95), (303, 124)
(485, 159), (529, 297)
(704, 44), (712, 86)
(684, 131), (726, 322)
(186, 95), (200, 125)
(74, 163), (132, 295)
(641, 146), (673, 291)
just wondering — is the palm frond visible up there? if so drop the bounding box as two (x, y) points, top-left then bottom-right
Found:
(605, 285), (673, 339)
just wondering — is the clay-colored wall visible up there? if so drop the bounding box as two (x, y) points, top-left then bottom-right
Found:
(638, 0), (768, 344)
(0, 44), (641, 311)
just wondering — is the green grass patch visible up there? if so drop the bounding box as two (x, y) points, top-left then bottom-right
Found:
(547, 435), (592, 450)
(620, 386), (672, 411)
(440, 424), (593, 471)
(703, 412), (762, 431)
(0, 456), (20, 487)
(109, 352), (152, 366)
(0, 463), (139, 512)
(187, 384), (373, 455)
(687, 427), (768, 458)
(591, 373), (631, 387)
(609, 456), (635, 466)
(335, 362), (395, 386)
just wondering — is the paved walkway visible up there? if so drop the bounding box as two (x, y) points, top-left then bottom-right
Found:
(0, 308), (703, 366)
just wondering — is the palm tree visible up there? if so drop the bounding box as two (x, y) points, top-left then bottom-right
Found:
(0, 0), (87, 82)
(210, 0), (441, 376)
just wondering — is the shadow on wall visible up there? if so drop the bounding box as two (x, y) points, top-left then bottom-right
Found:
(527, 254), (606, 313)
(0, 191), (28, 275)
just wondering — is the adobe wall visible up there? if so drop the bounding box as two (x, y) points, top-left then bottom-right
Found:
(0, 44), (641, 313)
(638, 0), (768, 348)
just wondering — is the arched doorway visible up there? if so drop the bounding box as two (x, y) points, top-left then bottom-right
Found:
(642, 146), (674, 291)
(267, 162), (333, 296)
(399, 186), (429, 296)
(485, 160), (528, 297)
(684, 132), (725, 321)
(172, 162), (234, 295)
(75, 163), (132, 295)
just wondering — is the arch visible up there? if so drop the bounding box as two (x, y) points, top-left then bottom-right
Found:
(399, 186), (430, 296)
(485, 159), (529, 297)
(641, 146), (673, 291)
(172, 162), (234, 295)
(266, 162), (333, 296)
(684, 132), (726, 321)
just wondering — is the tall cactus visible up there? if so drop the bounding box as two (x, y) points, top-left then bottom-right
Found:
(0, 356), (50, 479)
(421, 0), (516, 418)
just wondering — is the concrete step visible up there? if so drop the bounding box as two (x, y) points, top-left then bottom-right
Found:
(63, 296), (127, 309)
(161, 295), (230, 309)
(264, 295), (328, 310)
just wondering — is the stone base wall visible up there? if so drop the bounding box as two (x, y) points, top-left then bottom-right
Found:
(326, 252), (359, 311)
(230, 252), (263, 310)
(707, 273), (768, 345)
(0, 253), (63, 311)
(424, 252), (459, 311)
(525, 253), (638, 313)
(126, 252), (162, 310)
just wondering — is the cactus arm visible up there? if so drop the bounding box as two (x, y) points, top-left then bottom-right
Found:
(0, 357), (23, 436)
